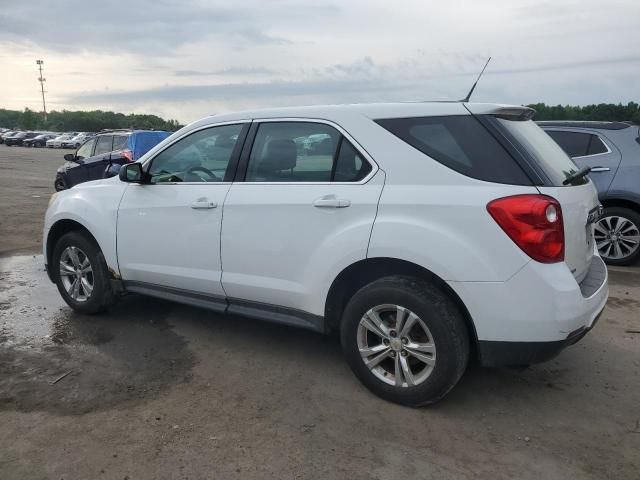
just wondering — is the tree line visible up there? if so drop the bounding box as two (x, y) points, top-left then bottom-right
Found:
(526, 102), (640, 123)
(0, 108), (183, 132)
(2, 102), (638, 132)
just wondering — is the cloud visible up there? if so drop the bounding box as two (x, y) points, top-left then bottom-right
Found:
(173, 67), (279, 77)
(1, 0), (638, 122)
(0, 0), (328, 53)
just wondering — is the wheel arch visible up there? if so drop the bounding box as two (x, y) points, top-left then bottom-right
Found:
(600, 196), (640, 213)
(46, 219), (103, 280)
(324, 257), (479, 358)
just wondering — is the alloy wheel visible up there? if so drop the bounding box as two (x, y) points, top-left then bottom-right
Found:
(594, 215), (640, 261)
(59, 246), (94, 302)
(357, 304), (436, 387)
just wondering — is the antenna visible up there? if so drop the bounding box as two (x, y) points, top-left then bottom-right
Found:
(461, 56), (491, 103)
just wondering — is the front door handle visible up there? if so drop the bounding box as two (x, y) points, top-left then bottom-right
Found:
(191, 198), (218, 209)
(590, 167), (610, 172)
(313, 196), (351, 208)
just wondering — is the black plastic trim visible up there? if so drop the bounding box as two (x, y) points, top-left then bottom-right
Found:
(478, 307), (605, 367)
(123, 281), (227, 312)
(121, 281), (325, 333)
(223, 122), (251, 182)
(226, 298), (324, 333)
(234, 121), (259, 181)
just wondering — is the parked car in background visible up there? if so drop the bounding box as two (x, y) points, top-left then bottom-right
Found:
(4, 131), (42, 146)
(540, 121), (640, 265)
(47, 133), (78, 148)
(54, 129), (171, 191)
(62, 132), (95, 149)
(45, 103), (607, 406)
(0, 130), (18, 144)
(24, 133), (58, 148)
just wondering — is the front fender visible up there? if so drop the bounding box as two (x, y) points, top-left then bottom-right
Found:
(44, 178), (127, 274)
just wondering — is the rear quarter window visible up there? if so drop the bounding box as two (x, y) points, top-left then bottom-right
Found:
(375, 115), (532, 185)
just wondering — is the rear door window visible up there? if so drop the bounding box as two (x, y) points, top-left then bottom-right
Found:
(246, 122), (339, 182)
(244, 121), (374, 183)
(376, 115), (531, 185)
(94, 135), (114, 156)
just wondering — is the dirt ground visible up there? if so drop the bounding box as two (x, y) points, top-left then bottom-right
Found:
(0, 145), (639, 480)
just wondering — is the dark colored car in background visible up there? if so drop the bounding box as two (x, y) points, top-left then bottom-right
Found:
(54, 129), (171, 191)
(0, 130), (18, 144)
(540, 121), (640, 265)
(4, 131), (41, 146)
(23, 133), (58, 147)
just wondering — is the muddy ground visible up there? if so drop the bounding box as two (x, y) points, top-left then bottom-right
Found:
(0, 145), (639, 479)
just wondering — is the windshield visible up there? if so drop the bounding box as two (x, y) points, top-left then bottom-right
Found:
(497, 119), (587, 186)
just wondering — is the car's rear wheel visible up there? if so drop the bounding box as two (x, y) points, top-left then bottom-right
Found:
(594, 207), (640, 266)
(52, 231), (116, 314)
(341, 276), (469, 406)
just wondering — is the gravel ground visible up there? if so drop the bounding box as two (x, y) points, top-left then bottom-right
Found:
(0, 145), (639, 479)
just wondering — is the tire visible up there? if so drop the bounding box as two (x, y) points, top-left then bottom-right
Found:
(52, 231), (116, 314)
(54, 175), (67, 192)
(340, 276), (469, 407)
(594, 207), (640, 266)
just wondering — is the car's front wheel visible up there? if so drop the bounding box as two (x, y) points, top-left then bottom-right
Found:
(341, 276), (469, 407)
(594, 207), (640, 266)
(54, 175), (67, 191)
(52, 231), (116, 314)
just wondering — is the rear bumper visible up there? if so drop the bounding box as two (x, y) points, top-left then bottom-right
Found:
(448, 253), (608, 357)
(478, 305), (604, 367)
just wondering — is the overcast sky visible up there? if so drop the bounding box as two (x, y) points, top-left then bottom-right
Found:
(1, 0), (638, 123)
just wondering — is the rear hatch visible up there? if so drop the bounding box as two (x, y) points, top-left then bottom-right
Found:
(493, 115), (599, 282)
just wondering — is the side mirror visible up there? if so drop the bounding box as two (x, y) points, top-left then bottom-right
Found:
(63, 153), (76, 162)
(119, 162), (145, 183)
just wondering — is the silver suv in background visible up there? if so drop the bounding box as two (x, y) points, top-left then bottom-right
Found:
(540, 121), (640, 265)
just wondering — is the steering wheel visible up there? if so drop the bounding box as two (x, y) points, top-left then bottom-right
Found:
(185, 166), (218, 182)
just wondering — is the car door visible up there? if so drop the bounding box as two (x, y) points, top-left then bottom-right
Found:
(83, 135), (116, 182)
(117, 122), (248, 301)
(544, 129), (621, 193)
(220, 120), (384, 319)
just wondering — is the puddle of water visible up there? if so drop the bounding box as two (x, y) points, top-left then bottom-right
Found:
(0, 255), (64, 345)
(0, 255), (195, 415)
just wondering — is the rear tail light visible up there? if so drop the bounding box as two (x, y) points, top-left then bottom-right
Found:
(121, 149), (134, 162)
(487, 194), (564, 263)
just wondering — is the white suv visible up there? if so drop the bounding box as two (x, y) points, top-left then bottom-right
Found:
(43, 102), (608, 406)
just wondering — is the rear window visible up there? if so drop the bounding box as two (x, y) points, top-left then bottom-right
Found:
(498, 119), (587, 186)
(376, 115), (531, 185)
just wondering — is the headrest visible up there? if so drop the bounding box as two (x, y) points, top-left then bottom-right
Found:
(259, 139), (297, 172)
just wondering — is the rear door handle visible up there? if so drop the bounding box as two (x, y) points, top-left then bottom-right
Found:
(590, 167), (610, 172)
(313, 197), (351, 208)
(191, 199), (218, 209)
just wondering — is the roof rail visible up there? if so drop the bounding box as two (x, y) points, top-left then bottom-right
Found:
(536, 121), (631, 130)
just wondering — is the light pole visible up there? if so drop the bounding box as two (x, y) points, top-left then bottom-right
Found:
(36, 59), (47, 122)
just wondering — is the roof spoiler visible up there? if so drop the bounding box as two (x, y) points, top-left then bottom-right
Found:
(464, 104), (535, 121)
(490, 106), (536, 121)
